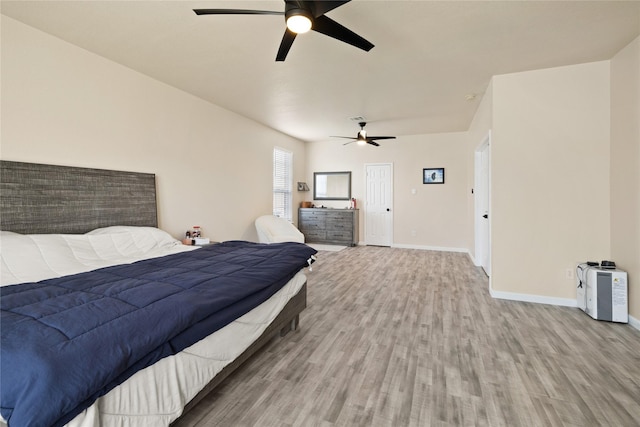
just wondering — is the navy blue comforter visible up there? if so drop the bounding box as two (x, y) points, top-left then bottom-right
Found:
(1, 241), (316, 427)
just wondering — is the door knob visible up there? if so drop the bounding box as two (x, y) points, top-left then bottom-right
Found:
(482, 214), (488, 219)
(386, 208), (390, 212)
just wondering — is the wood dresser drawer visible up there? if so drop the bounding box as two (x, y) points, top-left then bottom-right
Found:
(299, 220), (323, 230)
(299, 210), (325, 221)
(326, 230), (352, 240)
(325, 219), (351, 230)
(302, 230), (326, 241)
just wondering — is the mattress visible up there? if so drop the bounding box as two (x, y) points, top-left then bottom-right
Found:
(0, 227), (309, 426)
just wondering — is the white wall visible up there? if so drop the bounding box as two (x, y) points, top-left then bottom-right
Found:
(1, 16), (307, 242)
(490, 61), (611, 302)
(306, 132), (468, 250)
(610, 36), (640, 321)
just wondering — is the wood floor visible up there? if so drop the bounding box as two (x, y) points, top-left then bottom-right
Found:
(175, 246), (640, 427)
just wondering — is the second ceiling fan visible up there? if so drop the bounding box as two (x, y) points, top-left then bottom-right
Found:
(193, 0), (374, 62)
(333, 122), (396, 147)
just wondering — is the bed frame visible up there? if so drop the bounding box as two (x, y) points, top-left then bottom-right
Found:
(0, 160), (307, 423)
(173, 283), (306, 423)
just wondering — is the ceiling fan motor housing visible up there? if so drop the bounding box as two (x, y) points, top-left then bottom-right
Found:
(285, 4), (314, 32)
(358, 122), (367, 139)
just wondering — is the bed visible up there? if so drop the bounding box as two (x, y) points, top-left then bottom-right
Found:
(0, 161), (316, 427)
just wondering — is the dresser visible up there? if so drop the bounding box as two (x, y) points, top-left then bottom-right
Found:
(298, 208), (359, 246)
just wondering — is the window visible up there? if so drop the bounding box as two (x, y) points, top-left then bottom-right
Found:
(273, 147), (293, 221)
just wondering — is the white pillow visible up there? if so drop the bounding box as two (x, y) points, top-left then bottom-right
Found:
(1, 227), (189, 287)
(86, 226), (176, 244)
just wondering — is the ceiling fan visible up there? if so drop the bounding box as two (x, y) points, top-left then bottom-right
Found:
(193, 1), (374, 62)
(333, 122), (396, 147)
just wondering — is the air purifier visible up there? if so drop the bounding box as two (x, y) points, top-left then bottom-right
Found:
(577, 264), (628, 323)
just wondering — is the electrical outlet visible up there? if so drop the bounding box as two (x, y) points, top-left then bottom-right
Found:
(411, 230), (417, 237)
(565, 268), (574, 279)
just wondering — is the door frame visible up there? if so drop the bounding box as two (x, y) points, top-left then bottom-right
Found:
(364, 162), (394, 246)
(474, 131), (491, 276)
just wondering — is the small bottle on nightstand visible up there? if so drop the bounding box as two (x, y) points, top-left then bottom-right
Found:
(182, 230), (193, 245)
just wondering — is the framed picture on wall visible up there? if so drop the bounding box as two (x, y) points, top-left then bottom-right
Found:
(423, 168), (445, 184)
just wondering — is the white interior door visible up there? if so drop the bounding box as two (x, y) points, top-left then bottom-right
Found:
(475, 135), (491, 276)
(365, 163), (393, 246)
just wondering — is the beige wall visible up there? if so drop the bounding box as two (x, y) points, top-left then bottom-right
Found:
(490, 62), (611, 301)
(306, 132), (468, 249)
(1, 16), (307, 242)
(610, 36), (640, 320)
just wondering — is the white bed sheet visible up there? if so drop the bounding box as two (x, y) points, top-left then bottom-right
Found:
(0, 227), (308, 426)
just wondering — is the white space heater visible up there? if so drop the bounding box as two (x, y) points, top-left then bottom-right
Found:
(576, 264), (628, 323)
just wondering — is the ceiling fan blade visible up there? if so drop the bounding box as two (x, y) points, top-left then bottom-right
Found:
(276, 29), (297, 61)
(342, 140), (355, 146)
(301, 0), (351, 18)
(367, 136), (396, 141)
(311, 15), (374, 52)
(331, 136), (357, 139)
(367, 140), (380, 147)
(193, 9), (283, 16)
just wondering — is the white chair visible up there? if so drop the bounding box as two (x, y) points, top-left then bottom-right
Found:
(255, 215), (305, 244)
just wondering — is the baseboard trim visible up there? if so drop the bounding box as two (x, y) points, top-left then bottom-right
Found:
(629, 315), (640, 331)
(391, 243), (469, 253)
(467, 251), (478, 266)
(490, 289), (578, 308)
(490, 290), (640, 331)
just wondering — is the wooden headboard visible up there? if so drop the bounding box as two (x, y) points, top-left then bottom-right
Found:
(0, 161), (157, 234)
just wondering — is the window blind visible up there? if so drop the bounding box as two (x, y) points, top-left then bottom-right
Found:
(273, 147), (293, 221)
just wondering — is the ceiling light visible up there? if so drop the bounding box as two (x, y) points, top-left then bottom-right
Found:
(357, 129), (367, 145)
(286, 9), (312, 34)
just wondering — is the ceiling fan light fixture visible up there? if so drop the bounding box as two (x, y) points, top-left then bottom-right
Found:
(334, 121), (395, 147)
(286, 9), (312, 33)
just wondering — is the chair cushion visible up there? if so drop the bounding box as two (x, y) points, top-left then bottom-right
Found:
(255, 215), (304, 244)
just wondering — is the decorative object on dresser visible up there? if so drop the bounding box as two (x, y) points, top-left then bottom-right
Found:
(299, 208), (358, 246)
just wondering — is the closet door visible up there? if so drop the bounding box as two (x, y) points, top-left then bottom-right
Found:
(365, 163), (393, 247)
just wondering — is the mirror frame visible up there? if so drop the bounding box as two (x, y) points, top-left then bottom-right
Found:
(313, 171), (352, 201)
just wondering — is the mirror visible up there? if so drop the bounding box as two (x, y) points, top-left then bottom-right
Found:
(313, 171), (351, 201)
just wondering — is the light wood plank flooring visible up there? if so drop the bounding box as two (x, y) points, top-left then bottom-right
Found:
(175, 246), (640, 426)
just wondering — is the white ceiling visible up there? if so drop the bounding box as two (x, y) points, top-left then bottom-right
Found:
(2, 1), (639, 142)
